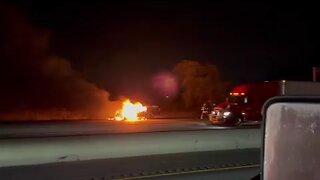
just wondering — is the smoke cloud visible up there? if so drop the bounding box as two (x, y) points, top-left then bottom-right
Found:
(0, 4), (121, 120)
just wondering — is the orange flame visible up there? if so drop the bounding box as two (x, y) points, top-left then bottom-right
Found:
(114, 99), (147, 121)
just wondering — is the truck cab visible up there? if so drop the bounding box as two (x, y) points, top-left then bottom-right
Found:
(209, 81), (280, 125)
(210, 93), (258, 125)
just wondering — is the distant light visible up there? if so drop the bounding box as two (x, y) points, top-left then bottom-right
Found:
(233, 93), (239, 96)
(165, 95), (169, 99)
(229, 93), (232, 95)
(264, 81), (269, 82)
(282, 80), (286, 83)
(241, 112), (246, 115)
(240, 93), (245, 95)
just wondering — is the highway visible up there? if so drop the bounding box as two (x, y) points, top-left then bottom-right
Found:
(0, 118), (260, 138)
(0, 149), (260, 180)
(0, 118), (261, 179)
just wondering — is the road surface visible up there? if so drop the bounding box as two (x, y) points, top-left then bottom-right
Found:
(0, 119), (261, 179)
(0, 118), (260, 138)
(0, 149), (260, 180)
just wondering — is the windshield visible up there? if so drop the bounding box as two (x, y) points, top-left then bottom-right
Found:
(0, 2), (315, 179)
(228, 96), (247, 104)
(0, 2), (314, 122)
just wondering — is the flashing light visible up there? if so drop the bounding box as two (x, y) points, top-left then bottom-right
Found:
(222, 111), (231, 118)
(230, 92), (245, 96)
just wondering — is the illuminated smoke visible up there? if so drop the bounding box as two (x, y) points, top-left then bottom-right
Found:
(0, 4), (121, 120)
(152, 72), (179, 98)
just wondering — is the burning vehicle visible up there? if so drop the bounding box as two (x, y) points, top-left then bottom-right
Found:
(109, 99), (161, 121)
(114, 99), (147, 121)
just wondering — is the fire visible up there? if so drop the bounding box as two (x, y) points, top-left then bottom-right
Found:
(114, 99), (147, 121)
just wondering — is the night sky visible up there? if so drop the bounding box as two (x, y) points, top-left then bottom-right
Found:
(5, 1), (317, 100)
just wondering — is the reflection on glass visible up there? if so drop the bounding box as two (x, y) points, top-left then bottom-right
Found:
(264, 103), (320, 180)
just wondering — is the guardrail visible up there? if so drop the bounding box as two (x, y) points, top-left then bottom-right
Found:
(0, 128), (261, 167)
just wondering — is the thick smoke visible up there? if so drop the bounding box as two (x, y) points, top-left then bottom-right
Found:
(0, 4), (121, 120)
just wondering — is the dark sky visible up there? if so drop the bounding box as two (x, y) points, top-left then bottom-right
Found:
(10, 1), (317, 99)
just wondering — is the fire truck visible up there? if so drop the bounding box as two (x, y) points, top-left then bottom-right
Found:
(209, 81), (320, 125)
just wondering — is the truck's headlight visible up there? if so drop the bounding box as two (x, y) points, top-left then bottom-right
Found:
(223, 111), (231, 117)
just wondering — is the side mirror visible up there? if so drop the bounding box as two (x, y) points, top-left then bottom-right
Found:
(261, 96), (320, 180)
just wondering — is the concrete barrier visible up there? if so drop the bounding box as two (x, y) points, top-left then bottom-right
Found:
(0, 129), (261, 167)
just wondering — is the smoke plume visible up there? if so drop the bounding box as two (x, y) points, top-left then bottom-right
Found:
(0, 4), (121, 120)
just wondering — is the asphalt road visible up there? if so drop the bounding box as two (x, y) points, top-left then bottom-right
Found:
(0, 119), (261, 179)
(0, 118), (260, 138)
(151, 167), (259, 180)
(0, 149), (260, 180)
